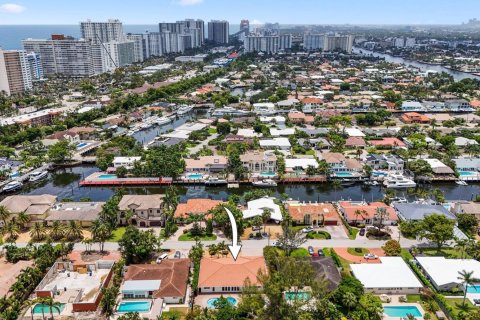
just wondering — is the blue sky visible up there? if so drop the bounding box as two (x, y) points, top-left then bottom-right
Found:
(0, 0), (478, 25)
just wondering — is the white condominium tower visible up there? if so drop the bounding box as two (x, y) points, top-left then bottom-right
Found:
(0, 48), (33, 96)
(208, 20), (229, 44)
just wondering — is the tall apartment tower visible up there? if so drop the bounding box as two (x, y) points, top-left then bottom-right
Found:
(80, 19), (125, 73)
(125, 33), (145, 62)
(0, 49), (33, 96)
(26, 52), (44, 80)
(159, 19), (204, 50)
(240, 19), (250, 34)
(208, 20), (229, 44)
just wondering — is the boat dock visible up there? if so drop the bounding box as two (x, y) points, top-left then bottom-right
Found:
(80, 172), (173, 186)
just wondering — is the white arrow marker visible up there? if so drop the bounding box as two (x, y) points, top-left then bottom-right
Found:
(225, 207), (242, 260)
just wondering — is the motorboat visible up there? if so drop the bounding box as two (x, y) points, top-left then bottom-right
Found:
(364, 180), (378, 186)
(156, 117), (171, 126)
(252, 179), (278, 187)
(390, 197), (408, 203)
(29, 171), (48, 182)
(2, 180), (23, 193)
(177, 105), (193, 115)
(341, 179), (356, 187)
(212, 107), (249, 117)
(383, 175), (416, 189)
(456, 180), (468, 186)
(204, 177), (228, 186)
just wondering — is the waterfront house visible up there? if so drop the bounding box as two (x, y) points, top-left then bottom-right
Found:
(118, 195), (165, 227)
(400, 112), (430, 124)
(198, 256), (266, 294)
(365, 154), (404, 171)
(113, 156), (141, 170)
(0, 195), (57, 227)
(424, 158), (455, 178)
(337, 201), (398, 226)
(401, 101), (425, 112)
(453, 158), (480, 172)
(286, 201), (340, 226)
(240, 151), (277, 174)
(174, 199), (224, 221)
(285, 157), (319, 174)
(46, 202), (104, 227)
(445, 99), (473, 112)
(321, 152), (362, 175)
(351, 257), (423, 294)
(451, 201), (480, 222)
(243, 197), (283, 222)
(392, 203), (456, 221)
(42, 130), (80, 146)
(185, 156), (228, 173)
(121, 260), (190, 304)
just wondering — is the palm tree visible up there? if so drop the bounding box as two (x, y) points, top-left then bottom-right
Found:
(458, 270), (477, 306)
(16, 212), (31, 231)
(455, 239), (471, 260)
(90, 219), (111, 253)
(23, 298), (37, 320)
(38, 296), (62, 320)
(261, 208), (272, 234)
(0, 205), (11, 225)
(49, 221), (65, 241)
(30, 222), (46, 241)
(208, 244), (218, 257)
(342, 291), (357, 313)
(65, 221), (83, 241)
(4, 221), (19, 242)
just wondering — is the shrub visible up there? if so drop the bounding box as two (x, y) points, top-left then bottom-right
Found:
(382, 239), (401, 256)
(366, 228), (391, 240)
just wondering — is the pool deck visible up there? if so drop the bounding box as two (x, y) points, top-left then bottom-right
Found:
(195, 294), (240, 308)
(382, 299), (425, 319)
(113, 299), (164, 320)
(81, 172), (173, 186)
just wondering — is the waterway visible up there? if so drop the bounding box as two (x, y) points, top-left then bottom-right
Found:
(4, 164), (479, 203)
(353, 47), (480, 82)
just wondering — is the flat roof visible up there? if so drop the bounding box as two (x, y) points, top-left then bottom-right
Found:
(416, 257), (480, 287)
(122, 280), (161, 292)
(351, 257), (423, 289)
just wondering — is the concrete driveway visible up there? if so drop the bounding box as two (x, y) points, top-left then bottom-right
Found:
(321, 225), (349, 239)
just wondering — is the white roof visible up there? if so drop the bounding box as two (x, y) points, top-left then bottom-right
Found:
(121, 280), (161, 292)
(259, 138), (291, 148)
(176, 122), (208, 132)
(455, 137), (478, 146)
(345, 128), (366, 137)
(424, 158), (448, 169)
(270, 128), (295, 136)
(162, 130), (190, 139)
(113, 157), (141, 163)
(242, 197), (283, 221)
(237, 128), (260, 137)
(351, 257), (423, 289)
(416, 257), (480, 287)
(259, 116), (285, 123)
(285, 158), (318, 169)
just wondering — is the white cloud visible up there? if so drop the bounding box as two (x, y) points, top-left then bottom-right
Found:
(251, 19), (263, 25)
(177, 0), (203, 6)
(0, 3), (26, 13)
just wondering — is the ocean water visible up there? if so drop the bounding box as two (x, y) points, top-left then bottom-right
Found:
(0, 24), (240, 50)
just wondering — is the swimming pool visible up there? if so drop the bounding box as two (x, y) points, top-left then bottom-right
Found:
(467, 284), (480, 293)
(459, 171), (476, 176)
(372, 171), (388, 177)
(117, 301), (151, 313)
(98, 174), (117, 179)
(76, 142), (89, 149)
(383, 306), (421, 317)
(206, 297), (237, 309)
(335, 172), (353, 177)
(285, 291), (311, 301)
(187, 173), (203, 179)
(33, 303), (65, 314)
(260, 171), (276, 177)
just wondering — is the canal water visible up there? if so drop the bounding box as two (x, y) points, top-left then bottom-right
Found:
(8, 165), (480, 203)
(353, 47), (480, 82)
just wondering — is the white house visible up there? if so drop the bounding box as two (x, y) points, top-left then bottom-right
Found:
(270, 128), (295, 137)
(285, 158), (319, 171)
(253, 103), (276, 115)
(351, 257), (423, 294)
(243, 197), (283, 222)
(113, 157), (141, 170)
(259, 138), (291, 150)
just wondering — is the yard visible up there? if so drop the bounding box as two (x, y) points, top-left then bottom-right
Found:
(444, 298), (477, 318)
(347, 247), (369, 256)
(417, 248), (471, 259)
(178, 233), (217, 241)
(109, 227), (126, 242)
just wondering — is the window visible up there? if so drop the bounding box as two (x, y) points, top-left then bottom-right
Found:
(124, 293), (134, 299)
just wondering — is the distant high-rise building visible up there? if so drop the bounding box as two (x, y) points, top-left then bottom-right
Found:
(125, 34), (145, 62)
(240, 19), (250, 34)
(26, 52), (43, 80)
(101, 41), (135, 72)
(208, 20), (229, 44)
(405, 37), (416, 47)
(0, 49), (32, 96)
(303, 34), (326, 50)
(244, 35), (279, 54)
(23, 36), (95, 77)
(303, 34), (353, 52)
(159, 19), (204, 49)
(279, 34), (292, 50)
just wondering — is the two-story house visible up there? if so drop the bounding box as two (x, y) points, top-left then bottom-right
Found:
(184, 156), (228, 173)
(365, 154), (404, 171)
(118, 195), (165, 227)
(240, 151), (277, 174)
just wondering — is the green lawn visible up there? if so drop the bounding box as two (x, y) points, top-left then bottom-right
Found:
(178, 233), (217, 241)
(418, 248), (471, 259)
(290, 248), (310, 257)
(347, 247), (369, 256)
(306, 231), (331, 239)
(444, 298), (477, 317)
(208, 128), (217, 134)
(348, 228), (359, 240)
(405, 294), (421, 303)
(400, 248), (414, 261)
(110, 227), (126, 241)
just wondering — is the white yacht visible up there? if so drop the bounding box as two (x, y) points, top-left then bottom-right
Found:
(252, 179), (278, 187)
(204, 177), (228, 185)
(177, 105), (193, 115)
(29, 171), (48, 182)
(156, 117), (171, 126)
(383, 175), (416, 189)
(2, 181), (23, 193)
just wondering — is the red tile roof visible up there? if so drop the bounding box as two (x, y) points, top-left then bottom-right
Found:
(174, 199), (224, 218)
(338, 201), (398, 222)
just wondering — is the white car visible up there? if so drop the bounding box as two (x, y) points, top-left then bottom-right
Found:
(364, 253), (378, 260)
(301, 226), (314, 233)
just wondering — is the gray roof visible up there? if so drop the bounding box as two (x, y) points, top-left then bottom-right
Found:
(393, 203), (456, 221)
(310, 256), (341, 291)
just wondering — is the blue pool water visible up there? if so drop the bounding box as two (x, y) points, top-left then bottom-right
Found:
(384, 306), (422, 317)
(207, 297), (237, 309)
(372, 171), (388, 176)
(285, 291), (311, 301)
(187, 173), (203, 179)
(33, 304), (65, 314)
(260, 171), (276, 177)
(98, 174), (117, 179)
(117, 301), (151, 313)
(459, 171), (476, 176)
(76, 142), (89, 149)
(467, 284), (480, 293)
(335, 172), (353, 177)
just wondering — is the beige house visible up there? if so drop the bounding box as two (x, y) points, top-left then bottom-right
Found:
(185, 156), (228, 173)
(118, 195), (165, 227)
(45, 202), (105, 227)
(240, 151), (277, 173)
(0, 195), (57, 227)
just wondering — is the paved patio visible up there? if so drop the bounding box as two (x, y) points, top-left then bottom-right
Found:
(335, 247), (385, 264)
(194, 294), (240, 308)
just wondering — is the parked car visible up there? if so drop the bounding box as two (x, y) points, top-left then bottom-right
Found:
(318, 249), (325, 256)
(252, 225), (262, 231)
(359, 228), (366, 236)
(156, 253), (168, 263)
(308, 246), (314, 255)
(363, 253), (378, 260)
(301, 226), (314, 233)
(174, 251), (181, 259)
